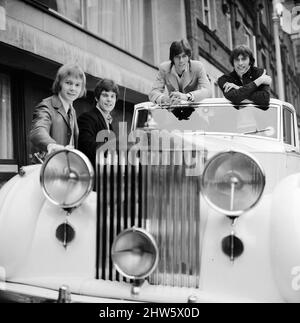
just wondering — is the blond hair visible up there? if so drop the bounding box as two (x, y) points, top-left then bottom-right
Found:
(52, 63), (87, 97)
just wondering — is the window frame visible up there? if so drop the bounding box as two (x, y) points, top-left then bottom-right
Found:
(261, 49), (267, 70)
(30, 0), (85, 26)
(202, 0), (211, 29)
(0, 67), (15, 164)
(0, 65), (26, 173)
(296, 44), (300, 66)
(243, 24), (251, 49)
(226, 12), (233, 50)
(24, 0), (157, 67)
(282, 106), (296, 147)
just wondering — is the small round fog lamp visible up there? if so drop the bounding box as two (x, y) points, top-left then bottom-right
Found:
(40, 149), (94, 208)
(111, 228), (159, 280)
(201, 150), (265, 216)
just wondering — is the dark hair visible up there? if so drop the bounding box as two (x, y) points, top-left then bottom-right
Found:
(230, 45), (255, 67)
(94, 78), (119, 101)
(169, 39), (192, 67)
(52, 63), (86, 97)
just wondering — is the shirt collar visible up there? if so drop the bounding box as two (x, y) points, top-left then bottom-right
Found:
(233, 66), (252, 80)
(96, 105), (113, 124)
(171, 64), (189, 77)
(58, 94), (72, 113)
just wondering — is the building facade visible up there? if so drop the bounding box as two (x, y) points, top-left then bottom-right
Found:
(186, 0), (300, 109)
(281, 0), (300, 109)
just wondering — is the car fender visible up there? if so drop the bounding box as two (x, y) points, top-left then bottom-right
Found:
(270, 173), (300, 302)
(0, 166), (45, 277)
(0, 165), (97, 281)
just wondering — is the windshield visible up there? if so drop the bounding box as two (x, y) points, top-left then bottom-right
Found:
(135, 104), (278, 139)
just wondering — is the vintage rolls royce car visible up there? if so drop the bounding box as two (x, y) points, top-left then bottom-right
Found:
(1, 98), (300, 303)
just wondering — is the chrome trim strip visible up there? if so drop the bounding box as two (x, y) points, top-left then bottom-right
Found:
(112, 152), (118, 281)
(97, 151), (104, 279)
(0, 164), (18, 173)
(134, 155), (139, 228)
(105, 152), (111, 280)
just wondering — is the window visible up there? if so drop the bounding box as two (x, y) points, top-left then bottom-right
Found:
(243, 24), (251, 49)
(85, 0), (154, 64)
(202, 0), (211, 29)
(226, 13), (233, 50)
(0, 72), (13, 159)
(297, 45), (300, 65)
(261, 50), (267, 69)
(242, 24), (257, 60)
(271, 65), (277, 93)
(286, 49), (290, 66)
(35, 0), (83, 24)
(259, 1), (268, 27)
(283, 108), (295, 146)
(34, 0), (156, 64)
(201, 0), (217, 31)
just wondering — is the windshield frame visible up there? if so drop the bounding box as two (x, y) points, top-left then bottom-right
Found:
(132, 101), (281, 142)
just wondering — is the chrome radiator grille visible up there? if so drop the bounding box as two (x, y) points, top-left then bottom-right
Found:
(96, 149), (204, 288)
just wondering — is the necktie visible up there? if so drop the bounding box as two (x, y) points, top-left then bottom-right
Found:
(67, 108), (73, 128)
(67, 107), (74, 146)
(106, 114), (113, 124)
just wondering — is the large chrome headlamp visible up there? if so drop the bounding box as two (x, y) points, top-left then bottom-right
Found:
(111, 228), (159, 280)
(201, 150), (265, 216)
(40, 149), (94, 208)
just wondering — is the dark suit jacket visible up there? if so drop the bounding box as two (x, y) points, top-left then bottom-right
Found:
(77, 108), (113, 168)
(30, 95), (78, 154)
(217, 67), (270, 106)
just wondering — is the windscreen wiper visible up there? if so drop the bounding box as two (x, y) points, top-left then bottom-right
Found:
(243, 126), (274, 135)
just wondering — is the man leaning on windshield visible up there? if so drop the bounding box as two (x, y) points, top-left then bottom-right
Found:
(218, 45), (271, 109)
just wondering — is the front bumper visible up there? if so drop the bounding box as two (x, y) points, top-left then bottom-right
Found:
(0, 282), (133, 303)
(0, 279), (259, 303)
